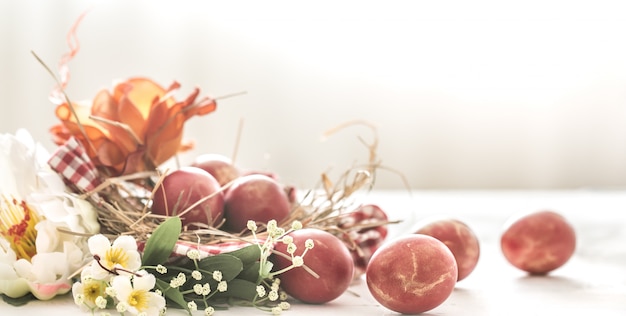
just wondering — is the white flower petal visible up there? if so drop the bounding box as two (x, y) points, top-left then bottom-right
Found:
(0, 239), (17, 263)
(31, 252), (71, 283)
(34, 220), (66, 254)
(64, 241), (90, 272)
(125, 251), (142, 272)
(0, 262), (30, 298)
(67, 196), (100, 234)
(88, 234), (112, 256)
(112, 235), (138, 252)
(13, 259), (36, 280)
(133, 273), (156, 292)
(111, 275), (133, 300)
(147, 293), (166, 314)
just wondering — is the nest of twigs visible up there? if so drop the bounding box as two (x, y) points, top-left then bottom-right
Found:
(75, 120), (402, 255)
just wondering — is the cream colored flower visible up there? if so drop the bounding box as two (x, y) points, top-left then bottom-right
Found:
(0, 130), (100, 300)
(111, 271), (165, 316)
(72, 268), (107, 311)
(87, 234), (141, 280)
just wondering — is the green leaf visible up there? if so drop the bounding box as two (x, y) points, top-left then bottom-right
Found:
(0, 293), (36, 306)
(156, 278), (190, 314)
(237, 262), (261, 283)
(214, 279), (259, 301)
(197, 254), (243, 281)
(142, 217), (182, 266)
(225, 244), (261, 265)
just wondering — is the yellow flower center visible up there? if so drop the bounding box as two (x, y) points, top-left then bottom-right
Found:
(128, 289), (149, 311)
(104, 247), (129, 270)
(0, 195), (41, 261)
(83, 279), (106, 304)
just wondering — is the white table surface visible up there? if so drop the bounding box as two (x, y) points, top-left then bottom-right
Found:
(2, 190), (625, 315)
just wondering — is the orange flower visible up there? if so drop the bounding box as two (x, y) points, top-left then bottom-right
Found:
(50, 77), (216, 175)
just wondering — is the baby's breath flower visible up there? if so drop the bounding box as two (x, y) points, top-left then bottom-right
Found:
(256, 285), (266, 297)
(292, 256), (304, 267)
(116, 301), (128, 313)
(279, 291), (288, 301)
(95, 296), (107, 309)
(291, 220), (303, 230)
(212, 270), (223, 282)
(274, 227), (286, 237)
(193, 284), (204, 295)
(247, 220), (258, 232)
(204, 306), (215, 316)
(187, 301), (198, 311)
(281, 236), (293, 245)
(156, 264), (167, 274)
(268, 290), (279, 301)
(305, 239), (314, 250)
(271, 306), (283, 315)
(217, 281), (227, 292)
(267, 220), (278, 232)
(105, 286), (116, 297)
(138, 312), (147, 316)
(154, 289), (163, 296)
(199, 283), (209, 295)
(187, 249), (201, 260)
(271, 278), (280, 291)
(169, 278), (181, 288)
(286, 243), (297, 254)
(278, 302), (291, 310)
(74, 293), (85, 306)
(169, 272), (186, 288)
(192, 270), (202, 280)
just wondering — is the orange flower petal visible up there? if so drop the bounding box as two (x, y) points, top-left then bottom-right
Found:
(114, 78), (167, 118)
(96, 140), (128, 174)
(89, 90), (139, 155)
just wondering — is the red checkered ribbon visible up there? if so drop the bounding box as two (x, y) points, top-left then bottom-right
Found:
(48, 137), (101, 192)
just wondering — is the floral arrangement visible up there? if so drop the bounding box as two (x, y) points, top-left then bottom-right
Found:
(0, 14), (395, 316)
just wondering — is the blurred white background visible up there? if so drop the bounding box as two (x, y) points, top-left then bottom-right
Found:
(2, 0), (626, 190)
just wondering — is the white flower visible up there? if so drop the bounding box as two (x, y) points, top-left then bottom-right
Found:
(217, 280), (227, 292)
(291, 221), (302, 230)
(212, 270), (222, 282)
(71, 268), (107, 310)
(191, 270), (202, 280)
(278, 301), (290, 310)
(247, 220), (257, 232)
(305, 239), (315, 250)
(193, 283), (203, 295)
(256, 285), (266, 297)
(95, 295), (107, 309)
(268, 290), (279, 301)
(291, 256), (304, 267)
(186, 249), (200, 260)
(111, 272), (165, 316)
(286, 243), (297, 254)
(0, 130), (99, 300)
(155, 264), (167, 274)
(87, 234), (141, 280)
(201, 283), (211, 295)
(204, 306), (215, 316)
(281, 236), (293, 245)
(187, 301), (198, 311)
